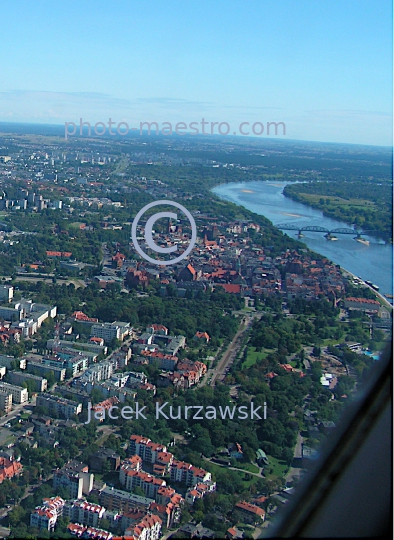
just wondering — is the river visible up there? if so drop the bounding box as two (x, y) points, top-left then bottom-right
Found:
(212, 181), (393, 297)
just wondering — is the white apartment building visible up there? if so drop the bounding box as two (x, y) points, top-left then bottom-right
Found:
(63, 499), (105, 527)
(53, 461), (94, 499)
(128, 435), (167, 464)
(124, 513), (162, 540)
(0, 389), (12, 413)
(123, 470), (166, 499)
(119, 456), (143, 486)
(90, 321), (130, 343)
(30, 497), (65, 531)
(0, 285), (13, 303)
(30, 506), (58, 531)
(0, 382), (28, 403)
(80, 361), (113, 383)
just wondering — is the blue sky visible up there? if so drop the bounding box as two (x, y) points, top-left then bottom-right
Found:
(0, 0), (392, 145)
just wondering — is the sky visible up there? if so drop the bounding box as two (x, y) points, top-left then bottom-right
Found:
(0, 0), (392, 146)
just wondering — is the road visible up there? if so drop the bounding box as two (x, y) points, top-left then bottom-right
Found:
(341, 268), (393, 310)
(0, 398), (35, 429)
(285, 431), (304, 484)
(208, 313), (256, 386)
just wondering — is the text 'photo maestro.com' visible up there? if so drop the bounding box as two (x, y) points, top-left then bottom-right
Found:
(0, 1), (392, 539)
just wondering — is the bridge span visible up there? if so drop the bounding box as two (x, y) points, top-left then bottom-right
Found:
(275, 224), (387, 241)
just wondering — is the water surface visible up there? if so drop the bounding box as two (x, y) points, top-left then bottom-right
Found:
(212, 181), (393, 296)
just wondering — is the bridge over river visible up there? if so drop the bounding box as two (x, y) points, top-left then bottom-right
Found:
(275, 224), (389, 241)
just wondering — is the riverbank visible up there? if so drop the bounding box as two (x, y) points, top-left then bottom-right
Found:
(212, 181), (393, 296)
(340, 267), (393, 311)
(282, 182), (392, 242)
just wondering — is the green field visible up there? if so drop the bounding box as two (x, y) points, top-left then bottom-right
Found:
(266, 455), (289, 480)
(235, 462), (260, 474)
(205, 461), (260, 489)
(242, 346), (273, 368)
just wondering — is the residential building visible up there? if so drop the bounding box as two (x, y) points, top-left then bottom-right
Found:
(0, 454), (22, 483)
(42, 350), (89, 375)
(30, 497), (65, 531)
(139, 350), (178, 371)
(90, 449), (121, 472)
(90, 321), (130, 343)
(234, 501), (266, 524)
(37, 393), (82, 419)
(26, 361), (66, 381)
(63, 499), (106, 527)
(124, 513), (162, 540)
(68, 523), (112, 540)
(8, 371), (47, 392)
(129, 435), (167, 464)
(344, 297), (380, 312)
(0, 285), (13, 303)
(123, 470), (166, 499)
(0, 306), (23, 321)
(53, 461), (94, 499)
(99, 486), (154, 513)
(79, 361), (113, 383)
(170, 460), (212, 487)
(0, 354), (26, 370)
(185, 482), (216, 505)
(0, 382), (28, 403)
(0, 389), (12, 413)
(119, 455), (143, 485)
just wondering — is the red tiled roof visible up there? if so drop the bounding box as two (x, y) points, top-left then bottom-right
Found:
(235, 500), (266, 516)
(346, 297), (379, 305)
(217, 283), (241, 294)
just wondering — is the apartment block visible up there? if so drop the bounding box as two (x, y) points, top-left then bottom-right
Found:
(36, 393), (82, 419)
(26, 361), (66, 382)
(0, 382), (28, 403)
(0, 354), (26, 370)
(0, 390), (12, 413)
(170, 460), (212, 487)
(63, 499), (105, 527)
(67, 523), (113, 540)
(123, 469), (166, 499)
(119, 455), (142, 485)
(0, 306), (23, 321)
(90, 321), (130, 343)
(79, 361), (113, 383)
(0, 285), (13, 303)
(8, 371), (47, 392)
(139, 350), (178, 371)
(99, 486), (153, 513)
(124, 513), (162, 540)
(53, 461), (94, 499)
(30, 497), (65, 531)
(128, 435), (167, 464)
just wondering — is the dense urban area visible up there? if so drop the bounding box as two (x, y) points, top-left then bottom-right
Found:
(0, 127), (391, 540)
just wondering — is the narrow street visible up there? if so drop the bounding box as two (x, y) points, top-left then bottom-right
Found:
(285, 431), (304, 484)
